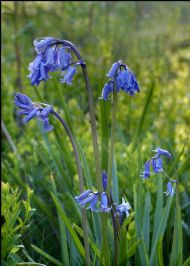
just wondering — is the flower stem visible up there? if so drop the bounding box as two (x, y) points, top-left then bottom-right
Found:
(54, 39), (110, 264)
(107, 80), (117, 193)
(55, 39), (102, 190)
(51, 110), (91, 266)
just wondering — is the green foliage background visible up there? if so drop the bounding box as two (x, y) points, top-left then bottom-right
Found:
(2, 1), (190, 265)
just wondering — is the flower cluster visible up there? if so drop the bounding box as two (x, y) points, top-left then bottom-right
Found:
(141, 147), (176, 196)
(15, 93), (54, 132)
(100, 61), (140, 100)
(28, 37), (81, 86)
(75, 171), (131, 225)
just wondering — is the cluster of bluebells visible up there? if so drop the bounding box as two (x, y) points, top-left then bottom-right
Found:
(75, 170), (131, 225)
(100, 61), (140, 100)
(141, 147), (176, 196)
(28, 37), (82, 86)
(15, 93), (54, 132)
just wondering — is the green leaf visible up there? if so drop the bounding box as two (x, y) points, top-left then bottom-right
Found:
(169, 187), (183, 266)
(73, 223), (100, 258)
(16, 263), (47, 266)
(143, 191), (151, 254)
(51, 192), (85, 258)
(150, 195), (174, 266)
(157, 236), (164, 266)
(134, 183), (149, 266)
(152, 177), (163, 246)
(31, 244), (62, 266)
(128, 238), (143, 258)
(183, 256), (190, 266)
(50, 176), (70, 266)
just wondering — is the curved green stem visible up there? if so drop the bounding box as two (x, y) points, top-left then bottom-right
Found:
(51, 110), (91, 266)
(107, 82), (117, 193)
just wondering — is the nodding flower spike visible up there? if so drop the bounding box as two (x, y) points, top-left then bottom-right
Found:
(100, 61), (140, 100)
(28, 37), (80, 86)
(14, 93), (54, 133)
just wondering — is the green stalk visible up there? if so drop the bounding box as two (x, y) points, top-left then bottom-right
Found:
(51, 110), (91, 266)
(107, 82), (117, 193)
(53, 39), (109, 264)
(169, 162), (182, 266)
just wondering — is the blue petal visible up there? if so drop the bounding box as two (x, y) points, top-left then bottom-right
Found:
(15, 93), (34, 109)
(152, 157), (163, 173)
(101, 82), (113, 100)
(88, 193), (99, 211)
(57, 47), (72, 70)
(34, 37), (56, 54)
(75, 190), (92, 202)
(23, 108), (38, 123)
(154, 147), (172, 159)
(143, 160), (151, 179)
(42, 117), (54, 132)
(165, 181), (175, 196)
(60, 66), (76, 85)
(107, 62), (120, 78)
(102, 170), (108, 191)
(39, 63), (50, 81)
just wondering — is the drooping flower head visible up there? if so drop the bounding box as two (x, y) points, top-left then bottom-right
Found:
(28, 37), (82, 86)
(15, 93), (54, 132)
(100, 61), (140, 100)
(141, 147), (176, 197)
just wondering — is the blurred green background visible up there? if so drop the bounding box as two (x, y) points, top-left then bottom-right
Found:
(2, 1), (190, 265)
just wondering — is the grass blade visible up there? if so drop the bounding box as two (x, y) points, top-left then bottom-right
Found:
(51, 192), (85, 258)
(31, 244), (62, 266)
(150, 195), (174, 266)
(143, 191), (151, 254)
(73, 223), (100, 258)
(134, 182), (149, 266)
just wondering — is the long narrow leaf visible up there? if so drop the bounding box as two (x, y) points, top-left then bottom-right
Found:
(73, 223), (100, 258)
(31, 244), (62, 266)
(150, 195), (174, 266)
(51, 192), (85, 258)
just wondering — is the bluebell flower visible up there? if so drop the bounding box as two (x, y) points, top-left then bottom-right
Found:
(102, 170), (108, 191)
(107, 61), (121, 78)
(87, 193), (99, 211)
(100, 82), (114, 100)
(28, 37), (80, 86)
(57, 46), (72, 70)
(60, 66), (77, 85)
(98, 192), (111, 213)
(15, 93), (54, 132)
(165, 181), (175, 196)
(115, 197), (131, 217)
(75, 190), (99, 210)
(33, 37), (56, 54)
(142, 160), (151, 179)
(152, 157), (163, 173)
(100, 61), (139, 100)
(153, 147), (172, 159)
